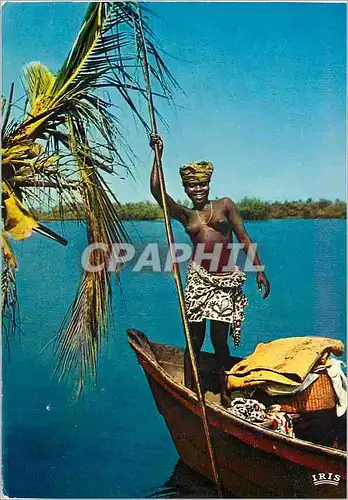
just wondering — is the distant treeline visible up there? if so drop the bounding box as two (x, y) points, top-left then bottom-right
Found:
(34, 197), (346, 222)
(236, 197), (346, 221)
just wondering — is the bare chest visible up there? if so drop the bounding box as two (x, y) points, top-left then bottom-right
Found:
(184, 203), (232, 241)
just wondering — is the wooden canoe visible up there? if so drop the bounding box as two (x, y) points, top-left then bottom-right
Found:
(127, 329), (346, 498)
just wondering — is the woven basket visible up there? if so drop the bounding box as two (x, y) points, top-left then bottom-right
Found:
(278, 372), (336, 413)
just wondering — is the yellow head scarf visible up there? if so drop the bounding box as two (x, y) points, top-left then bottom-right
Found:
(179, 161), (214, 185)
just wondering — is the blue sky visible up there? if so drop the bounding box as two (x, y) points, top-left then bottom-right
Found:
(2, 2), (346, 203)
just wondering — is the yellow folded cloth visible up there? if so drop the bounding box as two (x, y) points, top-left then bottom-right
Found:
(226, 369), (300, 390)
(226, 337), (344, 391)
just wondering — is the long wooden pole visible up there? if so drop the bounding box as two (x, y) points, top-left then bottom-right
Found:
(136, 10), (223, 498)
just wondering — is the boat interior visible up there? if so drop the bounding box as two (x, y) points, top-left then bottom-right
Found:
(150, 341), (347, 451)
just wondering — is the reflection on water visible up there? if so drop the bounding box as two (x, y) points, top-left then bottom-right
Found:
(149, 459), (233, 498)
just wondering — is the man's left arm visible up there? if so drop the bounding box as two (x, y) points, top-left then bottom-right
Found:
(224, 198), (270, 299)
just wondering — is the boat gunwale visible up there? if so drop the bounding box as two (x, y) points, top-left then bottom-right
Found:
(127, 328), (346, 464)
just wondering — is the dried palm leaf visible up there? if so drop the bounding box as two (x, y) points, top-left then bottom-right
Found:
(1, 1), (177, 393)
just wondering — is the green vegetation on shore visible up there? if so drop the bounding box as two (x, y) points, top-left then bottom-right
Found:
(34, 197), (346, 222)
(236, 197), (346, 220)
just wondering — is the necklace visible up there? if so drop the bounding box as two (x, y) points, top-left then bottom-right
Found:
(196, 201), (213, 225)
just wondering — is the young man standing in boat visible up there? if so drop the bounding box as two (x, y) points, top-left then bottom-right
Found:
(150, 134), (270, 390)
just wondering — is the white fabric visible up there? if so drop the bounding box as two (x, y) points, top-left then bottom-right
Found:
(264, 363), (329, 396)
(326, 358), (347, 417)
(264, 372), (320, 396)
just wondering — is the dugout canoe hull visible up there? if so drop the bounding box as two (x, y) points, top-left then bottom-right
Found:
(127, 329), (346, 498)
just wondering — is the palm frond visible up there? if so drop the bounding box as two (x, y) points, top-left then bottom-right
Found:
(53, 116), (127, 393)
(2, 182), (39, 240)
(1, 233), (20, 344)
(24, 62), (55, 108)
(2, 83), (15, 136)
(2, 1), (177, 393)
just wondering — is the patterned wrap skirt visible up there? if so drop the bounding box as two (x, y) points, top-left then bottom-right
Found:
(184, 260), (248, 348)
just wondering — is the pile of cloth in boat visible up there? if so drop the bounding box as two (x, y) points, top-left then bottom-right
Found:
(225, 337), (346, 417)
(227, 398), (294, 437)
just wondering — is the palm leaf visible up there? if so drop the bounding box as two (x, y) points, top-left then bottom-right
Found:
(2, 1), (177, 393)
(1, 233), (19, 344)
(54, 116), (128, 393)
(24, 62), (55, 108)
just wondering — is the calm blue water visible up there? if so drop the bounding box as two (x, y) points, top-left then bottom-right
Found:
(2, 219), (346, 498)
